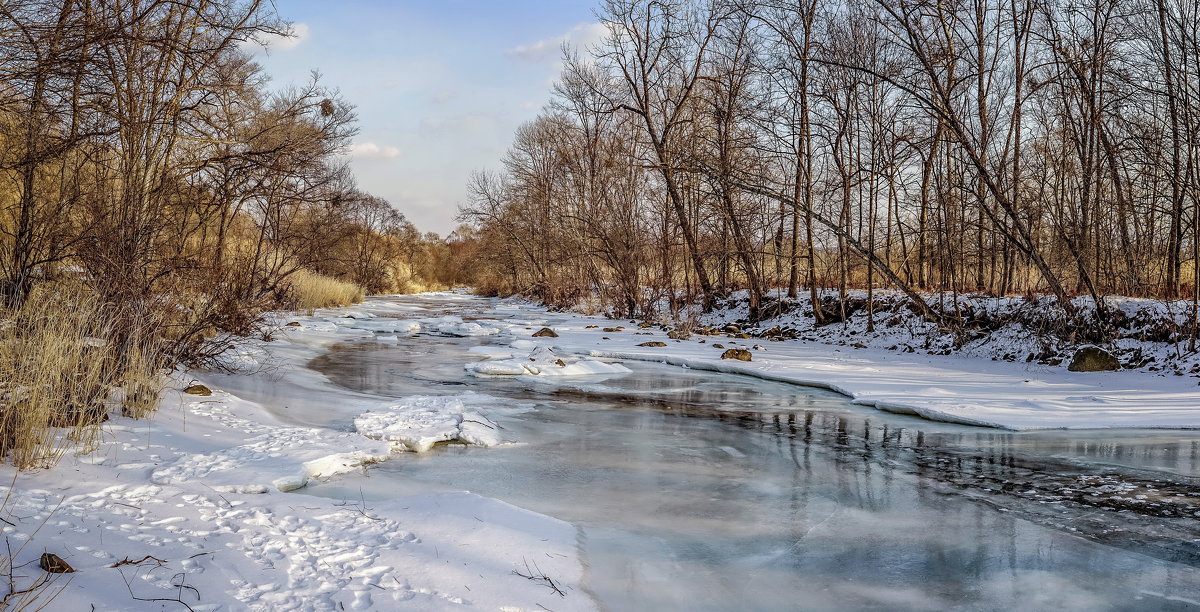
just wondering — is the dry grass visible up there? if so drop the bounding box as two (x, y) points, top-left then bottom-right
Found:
(394, 275), (446, 295)
(0, 284), (166, 469)
(289, 269), (366, 309)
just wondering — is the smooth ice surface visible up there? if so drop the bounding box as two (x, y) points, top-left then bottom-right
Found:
(306, 295), (1200, 612)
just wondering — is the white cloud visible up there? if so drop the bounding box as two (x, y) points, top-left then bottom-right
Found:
(507, 23), (608, 62)
(245, 22), (310, 52)
(348, 142), (402, 160)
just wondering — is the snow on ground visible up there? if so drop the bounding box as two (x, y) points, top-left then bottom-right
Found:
(150, 395), (393, 493)
(0, 293), (596, 612)
(690, 289), (1200, 375)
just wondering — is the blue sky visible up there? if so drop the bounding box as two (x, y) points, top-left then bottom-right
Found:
(253, 1), (603, 234)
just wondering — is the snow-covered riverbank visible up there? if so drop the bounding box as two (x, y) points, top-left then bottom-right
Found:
(1, 294), (595, 611)
(6, 290), (1199, 610)
(525, 306), (1200, 431)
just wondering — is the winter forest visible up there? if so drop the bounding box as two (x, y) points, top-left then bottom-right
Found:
(3, 1), (1200, 610)
(463, 0), (1200, 335)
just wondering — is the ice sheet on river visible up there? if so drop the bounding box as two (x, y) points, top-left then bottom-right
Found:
(425, 315), (503, 337)
(467, 346), (632, 378)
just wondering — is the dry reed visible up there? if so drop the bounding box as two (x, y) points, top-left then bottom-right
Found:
(289, 270), (365, 309)
(0, 284), (166, 469)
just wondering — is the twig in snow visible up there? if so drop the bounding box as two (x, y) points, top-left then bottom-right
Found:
(110, 555), (167, 568)
(513, 557), (565, 597)
(198, 483), (233, 509)
(119, 567), (198, 612)
(172, 572), (200, 602)
(461, 418), (495, 430)
(332, 488), (382, 521)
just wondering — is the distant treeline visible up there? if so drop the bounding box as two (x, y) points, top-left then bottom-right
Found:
(462, 0), (1200, 335)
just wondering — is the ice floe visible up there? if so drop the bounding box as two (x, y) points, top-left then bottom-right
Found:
(354, 395), (509, 451)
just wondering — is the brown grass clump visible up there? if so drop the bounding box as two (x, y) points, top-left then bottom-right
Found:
(289, 269), (366, 309)
(0, 284), (166, 469)
(394, 275), (446, 295)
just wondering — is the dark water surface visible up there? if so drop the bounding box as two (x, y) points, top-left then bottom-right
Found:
(302, 295), (1200, 611)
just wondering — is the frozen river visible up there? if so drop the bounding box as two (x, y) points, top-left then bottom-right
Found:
(297, 295), (1200, 611)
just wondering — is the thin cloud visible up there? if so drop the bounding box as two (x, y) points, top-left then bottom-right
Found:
(348, 142), (402, 160)
(507, 23), (608, 62)
(245, 22), (310, 52)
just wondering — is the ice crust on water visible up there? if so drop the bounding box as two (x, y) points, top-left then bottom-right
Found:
(427, 315), (502, 337)
(354, 395), (508, 451)
(337, 309), (376, 320)
(353, 318), (422, 334)
(467, 345), (633, 378)
(468, 345), (515, 359)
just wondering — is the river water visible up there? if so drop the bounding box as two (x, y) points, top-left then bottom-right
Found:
(300, 295), (1200, 611)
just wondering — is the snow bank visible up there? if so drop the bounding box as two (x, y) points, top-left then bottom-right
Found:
(354, 395), (509, 451)
(583, 342), (1200, 430)
(150, 394), (393, 492)
(8, 479), (591, 611)
(688, 288), (1200, 376)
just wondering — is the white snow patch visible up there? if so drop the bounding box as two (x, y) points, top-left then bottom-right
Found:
(151, 400), (392, 492)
